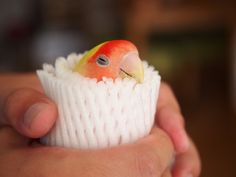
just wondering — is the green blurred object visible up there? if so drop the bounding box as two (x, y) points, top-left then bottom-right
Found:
(147, 29), (227, 78)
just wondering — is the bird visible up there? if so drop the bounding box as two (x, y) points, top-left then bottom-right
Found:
(73, 40), (144, 83)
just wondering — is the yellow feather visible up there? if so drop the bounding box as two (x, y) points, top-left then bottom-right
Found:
(73, 42), (107, 72)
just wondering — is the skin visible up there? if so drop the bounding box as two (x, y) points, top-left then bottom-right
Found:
(0, 74), (201, 177)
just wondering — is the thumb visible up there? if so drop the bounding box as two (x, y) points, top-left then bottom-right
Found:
(2, 88), (57, 138)
(172, 138), (201, 177)
(0, 126), (29, 149)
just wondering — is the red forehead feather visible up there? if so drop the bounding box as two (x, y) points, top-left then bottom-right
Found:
(102, 40), (137, 53)
(95, 40), (137, 59)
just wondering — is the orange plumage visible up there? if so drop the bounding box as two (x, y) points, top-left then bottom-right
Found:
(74, 40), (144, 83)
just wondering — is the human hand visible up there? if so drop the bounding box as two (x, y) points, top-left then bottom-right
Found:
(0, 74), (201, 177)
(0, 74), (188, 150)
(0, 73), (175, 177)
(0, 125), (174, 177)
(156, 83), (201, 177)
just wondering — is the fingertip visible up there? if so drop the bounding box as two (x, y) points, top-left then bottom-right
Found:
(4, 88), (57, 138)
(172, 140), (201, 177)
(20, 102), (57, 138)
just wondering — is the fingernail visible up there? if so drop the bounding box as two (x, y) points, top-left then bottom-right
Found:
(23, 103), (48, 129)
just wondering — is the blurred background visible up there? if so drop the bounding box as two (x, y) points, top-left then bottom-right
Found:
(0, 0), (235, 176)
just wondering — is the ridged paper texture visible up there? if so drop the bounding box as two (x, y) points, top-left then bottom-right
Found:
(37, 53), (160, 149)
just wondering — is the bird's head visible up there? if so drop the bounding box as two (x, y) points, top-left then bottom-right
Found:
(73, 40), (144, 83)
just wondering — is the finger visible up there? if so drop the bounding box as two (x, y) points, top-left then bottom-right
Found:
(162, 169), (172, 177)
(3, 88), (57, 138)
(156, 82), (189, 153)
(40, 127), (174, 177)
(0, 73), (43, 118)
(0, 126), (28, 149)
(91, 127), (175, 177)
(157, 82), (181, 112)
(172, 139), (201, 177)
(7, 127), (174, 177)
(157, 107), (189, 153)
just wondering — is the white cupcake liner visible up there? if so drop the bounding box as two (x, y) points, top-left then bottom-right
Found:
(37, 53), (161, 149)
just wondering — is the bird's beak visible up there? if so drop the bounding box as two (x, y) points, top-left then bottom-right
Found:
(119, 52), (144, 83)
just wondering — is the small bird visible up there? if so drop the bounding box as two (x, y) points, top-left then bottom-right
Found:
(73, 40), (144, 83)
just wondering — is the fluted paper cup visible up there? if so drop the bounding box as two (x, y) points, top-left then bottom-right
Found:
(37, 53), (161, 149)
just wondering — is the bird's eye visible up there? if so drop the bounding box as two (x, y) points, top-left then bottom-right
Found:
(96, 55), (110, 67)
